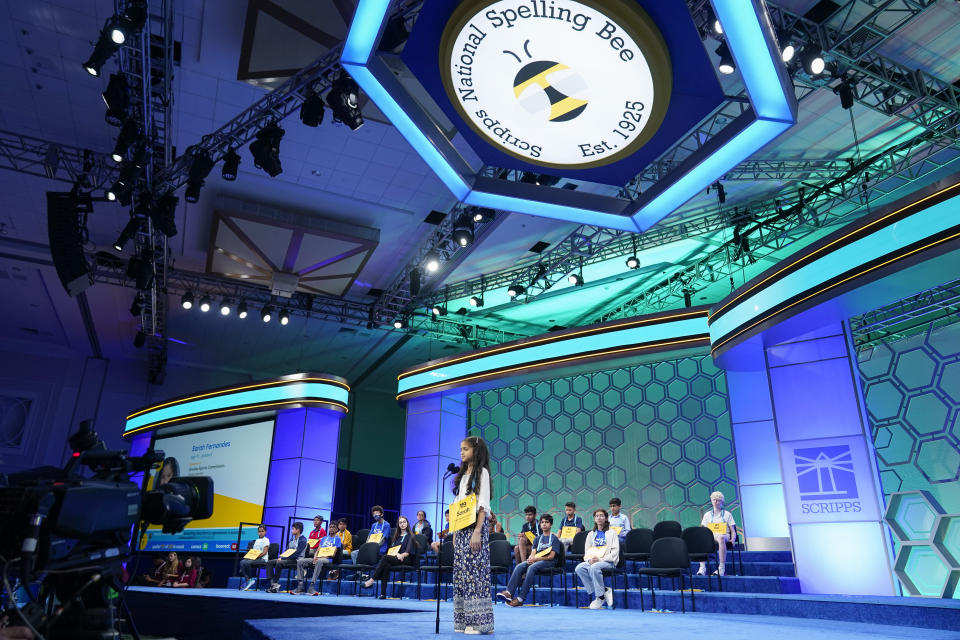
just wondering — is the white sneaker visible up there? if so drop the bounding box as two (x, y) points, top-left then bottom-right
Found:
(241, 578), (256, 591)
(718, 565), (726, 577)
(604, 587), (613, 608)
(589, 598), (603, 609)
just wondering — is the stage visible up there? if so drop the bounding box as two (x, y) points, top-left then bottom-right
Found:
(123, 584), (960, 640)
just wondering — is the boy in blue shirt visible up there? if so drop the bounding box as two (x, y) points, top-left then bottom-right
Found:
(293, 530), (342, 595)
(608, 497), (631, 543)
(353, 505), (391, 563)
(266, 522), (307, 592)
(498, 514), (562, 606)
(558, 501), (585, 549)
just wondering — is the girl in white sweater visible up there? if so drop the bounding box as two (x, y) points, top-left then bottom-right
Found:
(574, 509), (621, 609)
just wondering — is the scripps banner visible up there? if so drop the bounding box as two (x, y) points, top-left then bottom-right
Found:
(439, 0), (671, 169)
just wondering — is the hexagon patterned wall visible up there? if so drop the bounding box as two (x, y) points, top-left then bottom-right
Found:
(857, 320), (960, 514)
(467, 353), (739, 534)
(884, 490), (960, 598)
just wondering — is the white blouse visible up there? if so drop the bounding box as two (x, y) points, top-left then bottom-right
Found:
(457, 467), (491, 515)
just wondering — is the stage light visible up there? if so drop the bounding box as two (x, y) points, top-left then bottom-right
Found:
(126, 253), (153, 290)
(801, 47), (825, 75)
(507, 284), (526, 298)
(249, 122), (285, 177)
(113, 216), (139, 252)
(185, 149), (215, 203)
(471, 207), (495, 223)
(102, 74), (129, 126)
(261, 305), (273, 323)
(423, 251), (441, 273)
(219, 298), (231, 316)
(133, 330), (146, 348)
(110, 1), (148, 45)
(326, 72), (364, 130)
(715, 42), (735, 75)
(469, 295), (484, 308)
(237, 301), (248, 319)
(684, 289), (693, 308)
(626, 256), (639, 269)
(83, 21), (120, 76)
(112, 119), (139, 163)
(452, 213), (474, 247)
(409, 268), (421, 296)
(105, 189), (117, 202)
(199, 295), (211, 313)
(568, 272), (583, 286)
(107, 177), (133, 206)
(431, 304), (447, 316)
(181, 291), (194, 310)
(130, 293), (142, 317)
(836, 79), (855, 110)
(299, 91), (325, 127)
(149, 192), (178, 238)
(279, 308), (289, 325)
(776, 28), (796, 63)
(393, 316), (407, 329)
(221, 149), (240, 181)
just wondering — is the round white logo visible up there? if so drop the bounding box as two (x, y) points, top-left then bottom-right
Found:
(440, 0), (671, 170)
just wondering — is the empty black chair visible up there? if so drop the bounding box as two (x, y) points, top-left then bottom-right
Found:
(531, 543), (566, 607)
(354, 528), (370, 548)
(332, 541), (379, 596)
(636, 537), (693, 613)
(488, 540), (513, 597)
(419, 541), (454, 601)
(566, 530), (589, 565)
(683, 526), (720, 591)
(489, 532), (507, 542)
(652, 520), (682, 540)
(621, 528), (653, 567)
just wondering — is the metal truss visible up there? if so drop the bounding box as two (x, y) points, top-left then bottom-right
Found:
(849, 277), (960, 349)
(0, 130), (118, 189)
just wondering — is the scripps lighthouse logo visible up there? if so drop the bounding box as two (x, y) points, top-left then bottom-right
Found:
(440, 0), (671, 169)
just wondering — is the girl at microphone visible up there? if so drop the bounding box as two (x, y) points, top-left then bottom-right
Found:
(452, 437), (494, 635)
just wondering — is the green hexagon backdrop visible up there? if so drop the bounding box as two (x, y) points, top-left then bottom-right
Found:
(857, 320), (960, 513)
(467, 353), (740, 534)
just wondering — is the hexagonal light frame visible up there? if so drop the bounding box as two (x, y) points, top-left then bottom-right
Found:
(342, 0), (797, 231)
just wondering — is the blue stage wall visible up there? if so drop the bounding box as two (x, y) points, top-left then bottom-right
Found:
(467, 352), (739, 534)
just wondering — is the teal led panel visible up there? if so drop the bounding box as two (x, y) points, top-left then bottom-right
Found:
(397, 310), (710, 400)
(124, 374), (350, 438)
(468, 352), (739, 534)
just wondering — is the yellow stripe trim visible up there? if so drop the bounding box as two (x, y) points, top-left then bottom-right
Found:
(549, 96), (588, 121)
(513, 63), (567, 97)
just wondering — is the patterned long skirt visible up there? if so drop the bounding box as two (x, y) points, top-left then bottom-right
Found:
(453, 516), (494, 633)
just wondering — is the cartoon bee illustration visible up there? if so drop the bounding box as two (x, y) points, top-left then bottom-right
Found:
(507, 39), (588, 123)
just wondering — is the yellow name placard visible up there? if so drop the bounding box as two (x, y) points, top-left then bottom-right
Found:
(559, 526), (579, 539)
(367, 532), (384, 544)
(387, 545), (401, 556)
(449, 494), (478, 532)
(534, 546), (553, 558)
(280, 548), (296, 558)
(244, 548), (262, 560)
(316, 545), (337, 558)
(307, 538), (321, 548)
(707, 522), (728, 535)
(610, 526), (622, 536)
(524, 531), (536, 543)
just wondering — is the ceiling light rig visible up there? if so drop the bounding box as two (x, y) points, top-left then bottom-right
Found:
(250, 122), (285, 177)
(102, 74), (129, 126)
(625, 236), (640, 270)
(184, 148), (215, 203)
(326, 70), (364, 130)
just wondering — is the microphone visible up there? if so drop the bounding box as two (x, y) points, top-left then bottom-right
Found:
(446, 462), (460, 475)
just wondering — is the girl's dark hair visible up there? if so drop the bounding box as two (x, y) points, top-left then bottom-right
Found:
(592, 508), (610, 532)
(452, 436), (491, 498)
(160, 457), (179, 480)
(191, 556), (202, 569)
(391, 515), (410, 544)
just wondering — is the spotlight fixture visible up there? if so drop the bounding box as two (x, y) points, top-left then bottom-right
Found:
(393, 317), (406, 329)
(237, 301), (248, 319)
(112, 216), (139, 252)
(198, 296), (212, 312)
(409, 268), (421, 296)
(715, 42), (735, 75)
(261, 305), (273, 323)
(181, 290), (194, 310)
(801, 47), (825, 75)
(221, 149), (240, 181)
(683, 289), (693, 308)
(471, 207), (495, 223)
(101, 74), (129, 126)
(149, 192), (178, 238)
(129, 293), (142, 317)
(185, 149), (215, 203)
(126, 252), (153, 290)
(326, 72), (364, 130)
(219, 298), (231, 316)
(111, 119), (139, 163)
(105, 189), (117, 202)
(431, 304), (447, 316)
(249, 122), (285, 177)
(133, 330), (146, 348)
(507, 284), (526, 298)
(469, 295), (484, 308)
(836, 79), (855, 110)
(452, 213), (475, 247)
(423, 250), (441, 273)
(568, 273), (583, 286)
(83, 21), (121, 76)
(299, 91), (325, 127)
(109, 1), (148, 44)
(713, 181), (726, 204)
(777, 28), (796, 63)
(279, 308), (289, 325)
(626, 236), (639, 269)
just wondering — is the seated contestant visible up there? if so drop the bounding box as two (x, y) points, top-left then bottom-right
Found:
(514, 505), (538, 564)
(240, 524), (271, 591)
(431, 510), (450, 554)
(362, 515), (417, 598)
(141, 555), (166, 586)
(307, 515), (327, 544)
(352, 505), (391, 563)
(574, 509), (620, 609)
(699, 491), (737, 577)
(487, 511), (504, 535)
(169, 556), (200, 588)
(328, 518), (353, 580)
(497, 513), (562, 606)
(413, 510), (433, 541)
(294, 528), (342, 594)
(557, 501), (585, 548)
(607, 497), (631, 543)
(160, 551), (180, 587)
(266, 522), (308, 592)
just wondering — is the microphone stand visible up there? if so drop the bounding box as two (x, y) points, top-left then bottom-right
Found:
(436, 466), (455, 635)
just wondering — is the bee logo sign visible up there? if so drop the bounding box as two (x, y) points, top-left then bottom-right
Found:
(440, 0), (672, 169)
